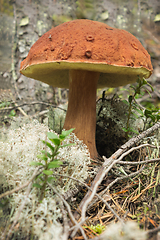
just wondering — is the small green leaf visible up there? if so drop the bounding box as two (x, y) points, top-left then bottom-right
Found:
(128, 95), (133, 103)
(122, 127), (128, 132)
(145, 109), (152, 118)
(47, 132), (59, 140)
(156, 115), (160, 121)
(145, 110), (155, 121)
(43, 170), (53, 175)
(33, 183), (42, 189)
(47, 176), (56, 182)
(48, 153), (52, 158)
(30, 162), (44, 166)
(0, 102), (7, 108)
(37, 154), (48, 161)
(48, 161), (63, 169)
(35, 173), (44, 180)
(147, 82), (154, 92)
(41, 150), (46, 154)
(60, 128), (75, 139)
(142, 78), (148, 85)
(128, 134), (132, 138)
(46, 152), (52, 158)
(42, 141), (55, 153)
(50, 138), (61, 146)
(60, 143), (76, 148)
(134, 108), (144, 115)
(40, 150), (52, 158)
(132, 112), (139, 118)
(9, 110), (16, 116)
(131, 215), (137, 219)
(150, 115), (156, 122)
(122, 100), (129, 106)
(144, 88), (152, 98)
(130, 128), (139, 134)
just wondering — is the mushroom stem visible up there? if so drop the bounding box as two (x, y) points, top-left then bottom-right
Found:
(63, 69), (100, 159)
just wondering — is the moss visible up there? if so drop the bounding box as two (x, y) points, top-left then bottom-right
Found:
(0, 0), (13, 17)
(96, 96), (143, 157)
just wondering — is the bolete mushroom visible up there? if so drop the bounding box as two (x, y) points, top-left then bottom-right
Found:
(20, 19), (153, 159)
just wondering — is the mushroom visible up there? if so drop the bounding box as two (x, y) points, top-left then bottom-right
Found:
(20, 19), (153, 159)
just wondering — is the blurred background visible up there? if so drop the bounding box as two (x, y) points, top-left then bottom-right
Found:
(0, 0), (160, 119)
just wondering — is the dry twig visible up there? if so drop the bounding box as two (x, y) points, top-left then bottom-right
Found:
(47, 182), (88, 240)
(52, 173), (122, 222)
(58, 201), (70, 240)
(73, 122), (160, 234)
(0, 101), (66, 112)
(118, 157), (160, 165)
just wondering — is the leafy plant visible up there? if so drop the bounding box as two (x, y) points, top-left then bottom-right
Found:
(0, 101), (11, 108)
(30, 128), (75, 201)
(89, 224), (106, 234)
(143, 108), (160, 127)
(122, 77), (156, 139)
(0, 101), (16, 119)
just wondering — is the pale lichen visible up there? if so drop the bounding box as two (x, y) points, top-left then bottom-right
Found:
(102, 221), (146, 240)
(0, 117), (91, 239)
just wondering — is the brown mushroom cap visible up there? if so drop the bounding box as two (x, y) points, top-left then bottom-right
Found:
(20, 19), (153, 159)
(20, 19), (153, 88)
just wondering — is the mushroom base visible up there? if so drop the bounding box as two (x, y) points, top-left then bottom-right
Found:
(63, 69), (100, 159)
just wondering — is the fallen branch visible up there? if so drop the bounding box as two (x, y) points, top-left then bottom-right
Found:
(53, 173), (122, 222)
(74, 122), (160, 225)
(58, 201), (70, 240)
(87, 155), (160, 211)
(0, 101), (66, 112)
(118, 157), (160, 165)
(102, 165), (146, 195)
